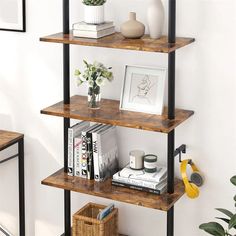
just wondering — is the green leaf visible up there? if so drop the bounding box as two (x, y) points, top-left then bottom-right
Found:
(230, 176), (236, 186)
(199, 222), (225, 236)
(234, 195), (236, 202)
(216, 217), (230, 224)
(229, 214), (236, 229)
(216, 208), (234, 218)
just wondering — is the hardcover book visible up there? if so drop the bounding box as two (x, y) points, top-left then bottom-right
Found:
(67, 121), (90, 176)
(73, 21), (114, 31)
(73, 27), (115, 39)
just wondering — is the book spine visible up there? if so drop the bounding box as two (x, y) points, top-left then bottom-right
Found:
(80, 131), (88, 178)
(113, 175), (160, 189)
(92, 132), (100, 181)
(111, 180), (161, 195)
(74, 137), (82, 176)
(86, 131), (94, 180)
(67, 128), (74, 176)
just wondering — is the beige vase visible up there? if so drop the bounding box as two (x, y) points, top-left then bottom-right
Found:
(120, 12), (145, 39)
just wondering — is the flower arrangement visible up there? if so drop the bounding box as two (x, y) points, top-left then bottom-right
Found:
(199, 175), (236, 236)
(75, 60), (113, 108)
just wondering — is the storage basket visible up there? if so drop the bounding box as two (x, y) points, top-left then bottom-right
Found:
(73, 202), (118, 236)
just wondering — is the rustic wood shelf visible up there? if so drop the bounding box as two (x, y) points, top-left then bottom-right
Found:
(40, 32), (195, 53)
(41, 95), (194, 133)
(0, 130), (24, 151)
(42, 168), (185, 212)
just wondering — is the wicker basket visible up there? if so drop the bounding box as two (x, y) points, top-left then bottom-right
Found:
(73, 203), (118, 236)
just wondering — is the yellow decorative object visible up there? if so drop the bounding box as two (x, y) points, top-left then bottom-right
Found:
(180, 159), (202, 199)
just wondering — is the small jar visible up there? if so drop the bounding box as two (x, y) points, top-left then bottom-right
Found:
(129, 150), (145, 170)
(144, 154), (158, 173)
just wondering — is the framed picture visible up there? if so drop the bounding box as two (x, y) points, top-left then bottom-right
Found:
(0, 0), (26, 32)
(120, 65), (167, 115)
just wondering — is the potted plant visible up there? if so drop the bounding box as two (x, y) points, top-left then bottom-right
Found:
(82, 0), (106, 24)
(199, 176), (236, 236)
(75, 60), (113, 109)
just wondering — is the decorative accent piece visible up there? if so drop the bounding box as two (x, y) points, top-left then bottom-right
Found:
(120, 12), (145, 39)
(147, 0), (164, 39)
(129, 150), (145, 170)
(0, 0), (26, 32)
(75, 60), (113, 109)
(120, 65), (167, 115)
(82, 0), (106, 24)
(144, 154), (158, 173)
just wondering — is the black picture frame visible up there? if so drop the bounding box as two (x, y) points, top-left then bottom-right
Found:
(0, 0), (26, 32)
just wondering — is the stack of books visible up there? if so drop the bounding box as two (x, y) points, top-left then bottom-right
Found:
(72, 21), (115, 39)
(112, 164), (167, 195)
(68, 121), (119, 181)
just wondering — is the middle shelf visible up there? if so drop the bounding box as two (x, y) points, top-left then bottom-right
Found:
(42, 168), (185, 211)
(41, 95), (194, 133)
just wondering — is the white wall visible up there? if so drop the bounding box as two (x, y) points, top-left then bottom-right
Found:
(0, 0), (236, 235)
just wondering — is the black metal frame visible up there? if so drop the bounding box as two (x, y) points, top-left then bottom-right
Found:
(61, 0), (178, 235)
(0, 0), (26, 32)
(0, 137), (25, 236)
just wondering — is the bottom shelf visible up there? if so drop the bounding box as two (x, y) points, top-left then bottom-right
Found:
(42, 169), (185, 212)
(60, 233), (127, 236)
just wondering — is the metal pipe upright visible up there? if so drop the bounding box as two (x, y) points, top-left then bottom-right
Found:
(63, 1), (71, 236)
(167, 0), (176, 236)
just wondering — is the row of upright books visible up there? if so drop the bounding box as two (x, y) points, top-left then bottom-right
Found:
(72, 21), (115, 39)
(112, 165), (167, 195)
(68, 121), (119, 181)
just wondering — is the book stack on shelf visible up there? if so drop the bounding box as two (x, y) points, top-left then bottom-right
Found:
(68, 121), (119, 181)
(72, 21), (115, 39)
(112, 164), (167, 195)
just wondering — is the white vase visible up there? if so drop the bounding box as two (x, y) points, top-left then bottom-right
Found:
(84, 5), (105, 24)
(147, 0), (164, 39)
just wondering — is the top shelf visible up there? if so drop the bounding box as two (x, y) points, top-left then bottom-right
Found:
(0, 130), (24, 151)
(40, 32), (195, 53)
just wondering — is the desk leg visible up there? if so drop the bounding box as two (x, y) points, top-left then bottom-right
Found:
(18, 138), (25, 236)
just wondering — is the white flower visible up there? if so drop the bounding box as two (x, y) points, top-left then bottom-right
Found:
(77, 79), (83, 86)
(96, 76), (106, 86)
(88, 79), (94, 87)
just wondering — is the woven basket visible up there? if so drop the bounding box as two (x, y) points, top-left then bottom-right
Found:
(73, 203), (118, 236)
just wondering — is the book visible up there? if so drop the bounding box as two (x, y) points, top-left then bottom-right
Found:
(67, 121), (90, 176)
(86, 124), (104, 179)
(73, 21), (113, 31)
(80, 123), (102, 178)
(112, 179), (167, 195)
(73, 26), (115, 39)
(92, 125), (112, 181)
(113, 171), (167, 190)
(98, 126), (119, 181)
(119, 164), (167, 183)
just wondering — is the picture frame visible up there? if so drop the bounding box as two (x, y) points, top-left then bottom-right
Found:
(0, 0), (26, 32)
(120, 65), (167, 115)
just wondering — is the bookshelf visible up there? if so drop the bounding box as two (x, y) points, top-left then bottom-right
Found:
(40, 0), (194, 235)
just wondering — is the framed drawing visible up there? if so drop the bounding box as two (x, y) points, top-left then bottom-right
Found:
(0, 0), (26, 32)
(120, 65), (167, 115)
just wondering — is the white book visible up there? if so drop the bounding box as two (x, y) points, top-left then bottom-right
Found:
(92, 125), (112, 181)
(80, 123), (102, 178)
(73, 21), (113, 31)
(73, 27), (115, 39)
(98, 126), (119, 181)
(67, 121), (90, 176)
(119, 164), (167, 183)
(113, 171), (167, 190)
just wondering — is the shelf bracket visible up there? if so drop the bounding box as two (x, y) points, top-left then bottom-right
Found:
(174, 144), (186, 162)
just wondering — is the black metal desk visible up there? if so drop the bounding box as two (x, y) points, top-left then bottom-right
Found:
(0, 130), (25, 236)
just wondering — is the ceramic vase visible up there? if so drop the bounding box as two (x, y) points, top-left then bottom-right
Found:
(121, 12), (145, 39)
(84, 5), (105, 24)
(147, 0), (164, 39)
